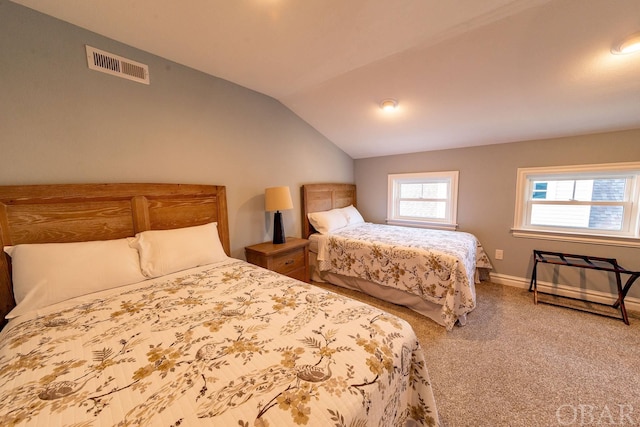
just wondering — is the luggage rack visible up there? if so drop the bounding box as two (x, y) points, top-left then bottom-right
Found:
(529, 250), (640, 325)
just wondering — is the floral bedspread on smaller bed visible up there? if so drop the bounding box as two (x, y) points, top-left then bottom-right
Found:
(315, 223), (492, 330)
(0, 259), (438, 427)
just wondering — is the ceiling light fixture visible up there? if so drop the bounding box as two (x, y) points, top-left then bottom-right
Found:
(380, 98), (398, 111)
(612, 31), (640, 55)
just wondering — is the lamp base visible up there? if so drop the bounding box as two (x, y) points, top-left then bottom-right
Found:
(273, 211), (286, 244)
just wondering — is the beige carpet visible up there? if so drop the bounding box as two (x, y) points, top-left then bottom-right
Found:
(312, 280), (640, 427)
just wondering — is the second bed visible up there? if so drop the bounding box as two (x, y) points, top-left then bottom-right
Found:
(302, 183), (492, 330)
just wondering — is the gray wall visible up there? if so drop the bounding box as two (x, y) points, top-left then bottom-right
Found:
(355, 130), (640, 299)
(0, 1), (353, 258)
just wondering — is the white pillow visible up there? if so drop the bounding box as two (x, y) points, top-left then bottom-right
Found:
(5, 238), (146, 319)
(307, 209), (349, 234)
(339, 205), (365, 225)
(130, 222), (228, 278)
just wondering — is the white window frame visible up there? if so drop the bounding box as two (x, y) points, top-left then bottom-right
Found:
(387, 171), (459, 230)
(512, 162), (640, 248)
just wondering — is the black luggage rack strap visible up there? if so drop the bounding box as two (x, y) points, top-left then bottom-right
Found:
(529, 250), (640, 325)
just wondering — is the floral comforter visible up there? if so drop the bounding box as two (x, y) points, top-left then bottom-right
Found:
(0, 259), (438, 426)
(315, 223), (493, 330)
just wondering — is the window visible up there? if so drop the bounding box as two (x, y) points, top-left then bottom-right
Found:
(387, 171), (459, 230)
(513, 162), (640, 247)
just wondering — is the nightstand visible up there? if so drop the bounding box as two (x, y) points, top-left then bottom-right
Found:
(245, 237), (310, 282)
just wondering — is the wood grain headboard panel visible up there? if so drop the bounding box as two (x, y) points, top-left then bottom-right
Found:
(0, 183), (230, 325)
(301, 183), (357, 238)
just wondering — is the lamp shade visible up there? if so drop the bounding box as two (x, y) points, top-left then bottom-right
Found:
(265, 186), (293, 212)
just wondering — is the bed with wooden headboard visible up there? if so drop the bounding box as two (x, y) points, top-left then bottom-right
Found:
(301, 183), (357, 239)
(0, 183), (230, 323)
(0, 182), (437, 426)
(301, 183), (492, 330)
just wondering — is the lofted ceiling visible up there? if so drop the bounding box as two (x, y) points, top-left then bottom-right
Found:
(11, 0), (640, 159)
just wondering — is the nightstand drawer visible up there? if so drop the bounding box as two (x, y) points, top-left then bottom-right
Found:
(286, 267), (307, 282)
(271, 249), (305, 275)
(244, 237), (310, 282)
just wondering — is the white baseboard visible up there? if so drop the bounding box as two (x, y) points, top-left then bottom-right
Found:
(489, 272), (640, 313)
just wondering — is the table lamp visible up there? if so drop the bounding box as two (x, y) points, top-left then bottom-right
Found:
(265, 186), (293, 244)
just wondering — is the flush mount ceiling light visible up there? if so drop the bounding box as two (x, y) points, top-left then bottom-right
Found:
(612, 31), (640, 55)
(380, 98), (398, 111)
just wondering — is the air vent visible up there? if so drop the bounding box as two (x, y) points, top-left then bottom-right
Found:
(85, 45), (149, 85)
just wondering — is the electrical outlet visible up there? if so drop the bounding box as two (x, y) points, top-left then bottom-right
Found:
(495, 249), (504, 260)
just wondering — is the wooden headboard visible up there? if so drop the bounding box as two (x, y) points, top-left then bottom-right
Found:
(0, 183), (230, 324)
(301, 183), (357, 238)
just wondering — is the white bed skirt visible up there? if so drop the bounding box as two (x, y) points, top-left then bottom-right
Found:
(309, 252), (468, 327)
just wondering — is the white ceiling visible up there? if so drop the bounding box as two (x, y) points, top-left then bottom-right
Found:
(12, 0), (640, 158)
